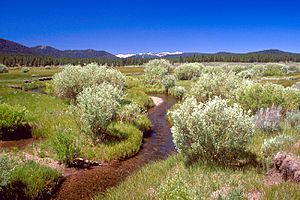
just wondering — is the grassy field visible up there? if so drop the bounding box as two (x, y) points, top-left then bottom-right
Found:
(115, 66), (144, 74)
(101, 155), (265, 200)
(259, 72), (300, 87)
(2, 63), (300, 199)
(101, 63), (300, 199)
(0, 67), (145, 86)
(0, 66), (154, 162)
(102, 153), (300, 200)
(0, 68), (61, 86)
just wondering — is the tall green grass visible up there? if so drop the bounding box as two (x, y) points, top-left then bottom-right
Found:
(0, 87), (147, 162)
(100, 155), (264, 200)
(0, 154), (63, 200)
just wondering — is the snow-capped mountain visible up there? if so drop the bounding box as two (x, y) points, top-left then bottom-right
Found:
(116, 51), (183, 58)
(115, 53), (136, 58)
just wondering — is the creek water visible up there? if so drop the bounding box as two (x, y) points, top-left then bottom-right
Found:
(51, 94), (177, 200)
(0, 138), (36, 149)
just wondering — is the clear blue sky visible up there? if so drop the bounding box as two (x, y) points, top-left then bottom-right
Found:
(1, 0), (300, 54)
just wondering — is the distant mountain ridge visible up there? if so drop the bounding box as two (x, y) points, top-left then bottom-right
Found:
(1, 38), (300, 59)
(0, 38), (116, 59)
(0, 38), (37, 55)
(247, 49), (296, 55)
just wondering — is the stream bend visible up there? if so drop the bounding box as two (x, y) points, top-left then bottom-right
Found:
(52, 94), (177, 200)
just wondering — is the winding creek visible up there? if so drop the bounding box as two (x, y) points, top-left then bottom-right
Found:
(51, 94), (177, 200)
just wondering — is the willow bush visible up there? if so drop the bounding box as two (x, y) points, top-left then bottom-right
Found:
(174, 63), (203, 80)
(170, 97), (254, 165)
(53, 63), (125, 100)
(188, 72), (244, 103)
(0, 64), (8, 73)
(144, 59), (172, 84)
(72, 83), (124, 142)
(234, 83), (300, 114)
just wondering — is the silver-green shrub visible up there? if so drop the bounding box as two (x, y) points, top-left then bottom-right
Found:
(174, 63), (203, 80)
(189, 72), (244, 103)
(53, 63), (125, 100)
(237, 68), (257, 78)
(162, 75), (176, 92)
(116, 103), (142, 123)
(21, 67), (30, 73)
(238, 64), (289, 78)
(286, 110), (300, 131)
(262, 135), (294, 160)
(234, 82), (300, 114)
(0, 64), (8, 73)
(144, 59), (172, 84)
(237, 64), (289, 78)
(170, 96), (254, 165)
(0, 154), (15, 188)
(287, 65), (300, 74)
(170, 86), (186, 99)
(72, 83), (124, 142)
(44, 66), (52, 70)
(253, 64), (288, 76)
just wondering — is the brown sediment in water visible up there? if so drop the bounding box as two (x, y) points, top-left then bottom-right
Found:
(0, 138), (37, 150)
(51, 94), (177, 200)
(150, 96), (164, 106)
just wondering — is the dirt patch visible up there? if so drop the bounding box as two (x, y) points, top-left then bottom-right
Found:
(264, 168), (284, 186)
(211, 186), (231, 199)
(265, 152), (300, 186)
(22, 153), (66, 172)
(247, 189), (261, 200)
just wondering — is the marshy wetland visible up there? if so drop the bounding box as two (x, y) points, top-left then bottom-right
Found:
(2, 61), (300, 199)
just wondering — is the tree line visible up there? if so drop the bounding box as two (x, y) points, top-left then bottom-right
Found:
(1, 53), (300, 67)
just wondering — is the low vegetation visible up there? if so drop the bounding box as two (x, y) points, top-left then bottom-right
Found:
(102, 155), (264, 200)
(0, 64), (8, 73)
(189, 72), (243, 102)
(169, 86), (186, 99)
(170, 96), (254, 165)
(161, 75), (176, 93)
(52, 63), (125, 101)
(125, 89), (155, 109)
(0, 103), (32, 140)
(143, 59), (172, 84)
(234, 82), (300, 113)
(0, 154), (63, 199)
(0, 64), (154, 163)
(101, 61), (300, 199)
(174, 62), (203, 80)
(21, 67), (30, 73)
(72, 83), (124, 142)
(2, 61), (300, 199)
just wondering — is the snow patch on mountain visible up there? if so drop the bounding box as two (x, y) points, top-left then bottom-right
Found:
(156, 51), (184, 57)
(116, 51), (183, 58)
(115, 53), (136, 58)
